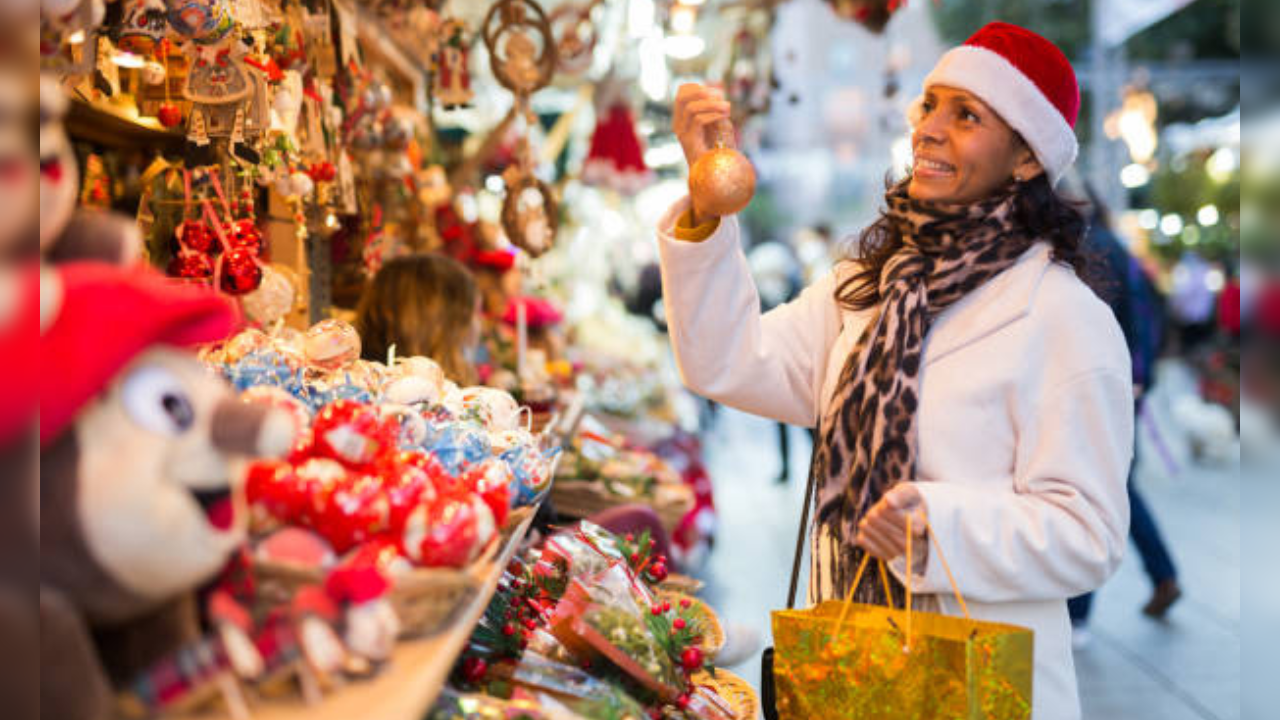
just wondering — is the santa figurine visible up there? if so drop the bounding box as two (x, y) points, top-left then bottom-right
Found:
(433, 18), (473, 110)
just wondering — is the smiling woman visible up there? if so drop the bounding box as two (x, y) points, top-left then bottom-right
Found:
(657, 21), (1133, 720)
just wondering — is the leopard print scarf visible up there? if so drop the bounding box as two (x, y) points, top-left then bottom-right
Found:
(809, 185), (1036, 606)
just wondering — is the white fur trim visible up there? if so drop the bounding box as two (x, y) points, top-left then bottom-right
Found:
(917, 45), (1078, 184)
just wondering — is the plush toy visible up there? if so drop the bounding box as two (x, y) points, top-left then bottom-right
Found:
(38, 77), (298, 720)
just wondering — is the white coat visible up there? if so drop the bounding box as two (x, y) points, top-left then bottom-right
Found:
(656, 197), (1133, 720)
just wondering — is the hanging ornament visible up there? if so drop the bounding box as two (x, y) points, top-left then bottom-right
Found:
(482, 0), (556, 97)
(165, 0), (235, 43)
(581, 99), (653, 194)
(168, 249), (214, 280)
(688, 120), (755, 216)
(155, 47), (185, 128)
(723, 16), (774, 127)
(111, 0), (169, 56)
(432, 18), (474, 110)
(175, 218), (215, 253)
(219, 246), (264, 295)
(500, 157), (556, 258)
(182, 33), (266, 162)
(548, 1), (599, 76)
(229, 217), (265, 255)
(240, 263), (298, 327)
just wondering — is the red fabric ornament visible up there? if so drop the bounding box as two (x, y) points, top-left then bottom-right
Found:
(229, 218), (266, 256)
(582, 103), (653, 193)
(167, 251), (214, 280)
(311, 400), (397, 469)
(218, 248), (264, 295)
(244, 459), (302, 525)
(291, 457), (351, 526)
(176, 219), (216, 253)
(342, 536), (408, 577)
(381, 459), (437, 533)
(401, 496), (480, 568)
(397, 449), (467, 498)
(324, 565), (391, 606)
(463, 458), (512, 526)
(314, 472), (390, 553)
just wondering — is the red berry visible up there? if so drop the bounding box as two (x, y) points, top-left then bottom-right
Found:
(680, 598), (692, 609)
(651, 605), (663, 616)
(625, 533), (635, 542)
(673, 618), (686, 631)
(677, 693), (692, 709)
(502, 623), (516, 636)
(680, 647), (704, 671)
(661, 601), (671, 612)
(523, 618), (537, 630)
(629, 552), (641, 564)
(648, 560), (669, 582)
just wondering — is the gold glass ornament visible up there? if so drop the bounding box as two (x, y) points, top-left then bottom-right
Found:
(689, 120), (755, 217)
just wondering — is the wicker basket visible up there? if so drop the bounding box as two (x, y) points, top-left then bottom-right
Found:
(658, 573), (704, 595)
(695, 668), (760, 720)
(658, 591), (724, 658)
(252, 538), (498, 638)
(549, 480), (695, 534)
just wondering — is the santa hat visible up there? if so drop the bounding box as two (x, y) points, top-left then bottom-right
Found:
(913, 22), (1079, 184)
(39, 263), (239, 447)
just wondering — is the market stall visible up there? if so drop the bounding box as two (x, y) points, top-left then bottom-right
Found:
(38, 0), (756, 718)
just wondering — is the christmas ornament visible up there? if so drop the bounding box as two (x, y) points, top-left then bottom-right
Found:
(141, 61), (167, 86)
(401, 496), (483, 569)
(500, 149), (557, 258)
(582, 98), (653, 193)
(168, 250), (214, 279)
(157, 103), (184, 127)
(218, 246), (263, 294)
(432, 18), (474, 109)
(303, 319), (361, 373)
(549, 1), (599, 76)
(483, 0), (556, 96)
(229, 217), (265, 255)
(112, 0), (169, 56)
(688, 122), (755, 217)
(240, 264), (297, 327)
(311, 399), (397, 469)
(165, 0), (234, 42)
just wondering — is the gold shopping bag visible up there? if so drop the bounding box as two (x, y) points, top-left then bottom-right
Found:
(770, 517), (1034, 720)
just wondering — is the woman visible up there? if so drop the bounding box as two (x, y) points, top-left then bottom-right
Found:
(659, 23), (1131, 720)
(356, 253), (481, 385)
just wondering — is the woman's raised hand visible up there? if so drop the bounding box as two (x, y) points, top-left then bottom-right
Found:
(673, 83), (731, 169)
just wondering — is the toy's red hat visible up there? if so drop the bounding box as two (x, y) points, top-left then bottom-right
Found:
(39, 263), (239, 447)
(913, 22), (1080, 183)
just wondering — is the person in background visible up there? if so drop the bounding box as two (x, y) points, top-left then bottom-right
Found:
(355, 253), (482, 386)
(1066, 187), (1181, 648)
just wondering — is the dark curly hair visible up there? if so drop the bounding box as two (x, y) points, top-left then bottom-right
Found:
(835, 173), (1103, 312)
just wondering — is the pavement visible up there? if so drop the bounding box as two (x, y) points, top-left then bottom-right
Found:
(692, 360), (1242, 719)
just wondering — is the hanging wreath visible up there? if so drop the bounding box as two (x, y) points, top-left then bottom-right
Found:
(500, 171), (557, 258)
(482, 0), (557, 95)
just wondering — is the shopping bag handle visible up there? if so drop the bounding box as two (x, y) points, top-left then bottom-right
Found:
(831, 514), (971, 650)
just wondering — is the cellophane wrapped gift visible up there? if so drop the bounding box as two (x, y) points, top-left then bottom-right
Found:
(771, 600), (1033, 720)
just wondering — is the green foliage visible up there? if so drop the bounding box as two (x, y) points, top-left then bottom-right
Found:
(1144, 151), (1239, 262)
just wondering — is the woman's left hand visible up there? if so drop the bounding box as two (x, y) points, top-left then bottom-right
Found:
(856, 484), (928, 569)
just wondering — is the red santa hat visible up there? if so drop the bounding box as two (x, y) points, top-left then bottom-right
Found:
(39, 263), (240, 447)
(912, 22), (1080, 184)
